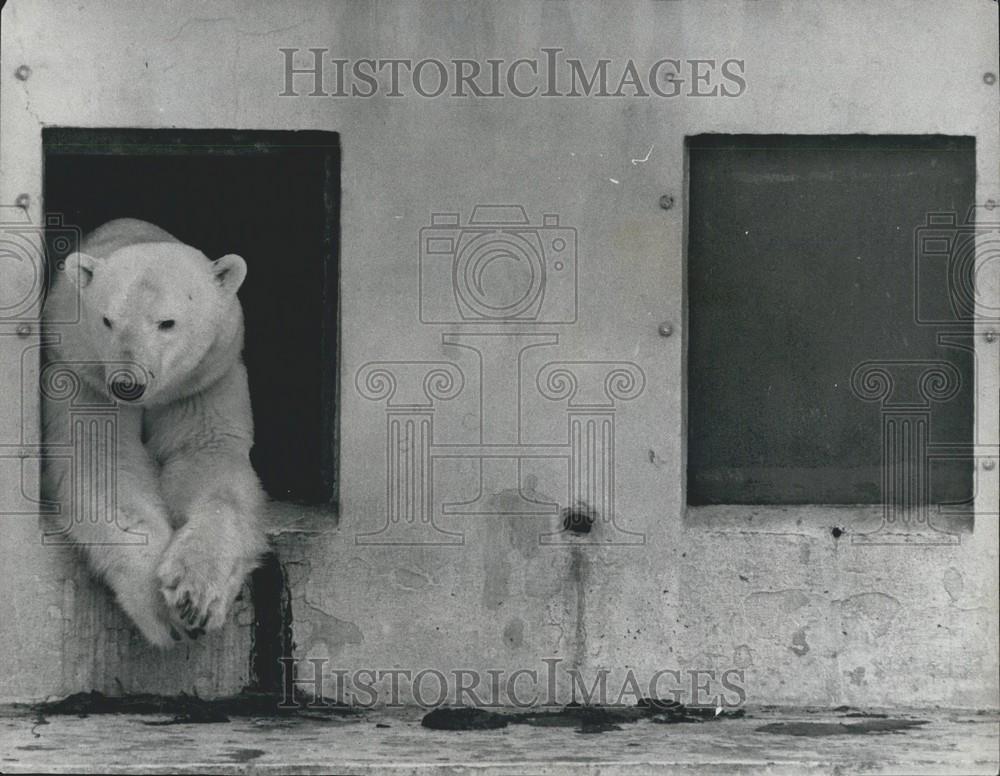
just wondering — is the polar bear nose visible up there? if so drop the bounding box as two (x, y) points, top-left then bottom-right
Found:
(109, 377), (146, 402)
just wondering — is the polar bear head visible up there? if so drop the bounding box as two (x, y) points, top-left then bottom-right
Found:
(62, 242), (247, 406)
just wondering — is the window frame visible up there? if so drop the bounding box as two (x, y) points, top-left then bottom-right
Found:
(41, 127), (343, 515)
(681, 133), (998, 542)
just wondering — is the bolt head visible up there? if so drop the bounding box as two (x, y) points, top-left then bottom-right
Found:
(15, 193), (30, 210)
(984, 72), (997, 85)
(986, 331), (998, 343)
(983, 459), (996, 472)
(658, 321), (673, 337)
(659, 194), (674, 211)
(15, 324), (31, 338)
(14, 65), (31, 81)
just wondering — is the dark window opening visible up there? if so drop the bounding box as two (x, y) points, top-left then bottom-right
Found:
(686, 134), (975, 506)
(43, 128), (340, 507)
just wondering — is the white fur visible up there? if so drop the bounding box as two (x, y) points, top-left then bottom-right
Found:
(42, 219), (266, 646)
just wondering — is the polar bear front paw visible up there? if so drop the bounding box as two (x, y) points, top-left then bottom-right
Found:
(115, 571), (184, 648)
(156, 526), (249, 638)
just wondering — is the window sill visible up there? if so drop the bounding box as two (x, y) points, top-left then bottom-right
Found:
(684, 504), (973, 541)
(262, 500), (340, 538)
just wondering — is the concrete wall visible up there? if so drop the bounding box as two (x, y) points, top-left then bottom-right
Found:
(1, 0), (997, 708)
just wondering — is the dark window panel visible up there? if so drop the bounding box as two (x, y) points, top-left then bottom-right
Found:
(686, 134), (975, 505)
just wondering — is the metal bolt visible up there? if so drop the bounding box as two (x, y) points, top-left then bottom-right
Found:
(14, 65), (31, 81)
(17, 447), (30, 459)
(658, 321), (673, 337)
(659, 194), (674, 211)
(15, 324), (31, 338)
(983, 459), (996, 472)
(984, 72), (997, 85)
(986, 331), (998, 343)
(986, 200), (998, 211)
(15, 193), (30, 210)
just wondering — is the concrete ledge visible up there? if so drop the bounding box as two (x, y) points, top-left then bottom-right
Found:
(2, 705), (997, 775)
(684, 505), (974, 539)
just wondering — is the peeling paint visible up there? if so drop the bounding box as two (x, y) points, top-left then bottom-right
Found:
(298, 601), (364, 659)
(647, 449), (667, 468)
(835, 593), (902, 641)
(392, 567), (434, 591)
(943, 567), (964, 602)
(745, 589), (811, 615)
(789, 628), (810, 657)
(733, 644), (754, 667)
(503, 618), (525, 649)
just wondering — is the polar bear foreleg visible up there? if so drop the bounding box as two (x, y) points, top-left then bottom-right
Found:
(84, 463), (179, 647)
(156, 451), (266, 636)
(44, 397), (179, 647)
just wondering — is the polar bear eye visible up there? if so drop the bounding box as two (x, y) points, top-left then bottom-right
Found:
(102, 316), (112, 329)
(158, 320), (176, 331)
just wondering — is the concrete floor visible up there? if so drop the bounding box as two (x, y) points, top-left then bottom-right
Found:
(1, 705), (997, 775)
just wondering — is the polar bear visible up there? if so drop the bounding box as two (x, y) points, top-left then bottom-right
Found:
(42, 218), (266, 646)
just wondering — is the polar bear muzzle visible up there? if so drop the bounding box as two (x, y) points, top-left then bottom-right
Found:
(107, 366), (148, 402)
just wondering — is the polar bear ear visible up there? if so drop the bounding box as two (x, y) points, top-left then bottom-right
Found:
(211, 254), (247, 295)
(62, 252), (99, 288)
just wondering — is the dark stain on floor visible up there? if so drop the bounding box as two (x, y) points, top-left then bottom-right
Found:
(756, 719), (929, 736)
(36, 691), (923, 739)
(421, 707), (510, 731)
(421, 699), (746, 734)
(221, 747), (267, 763)
(36, 689), (358, 726)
